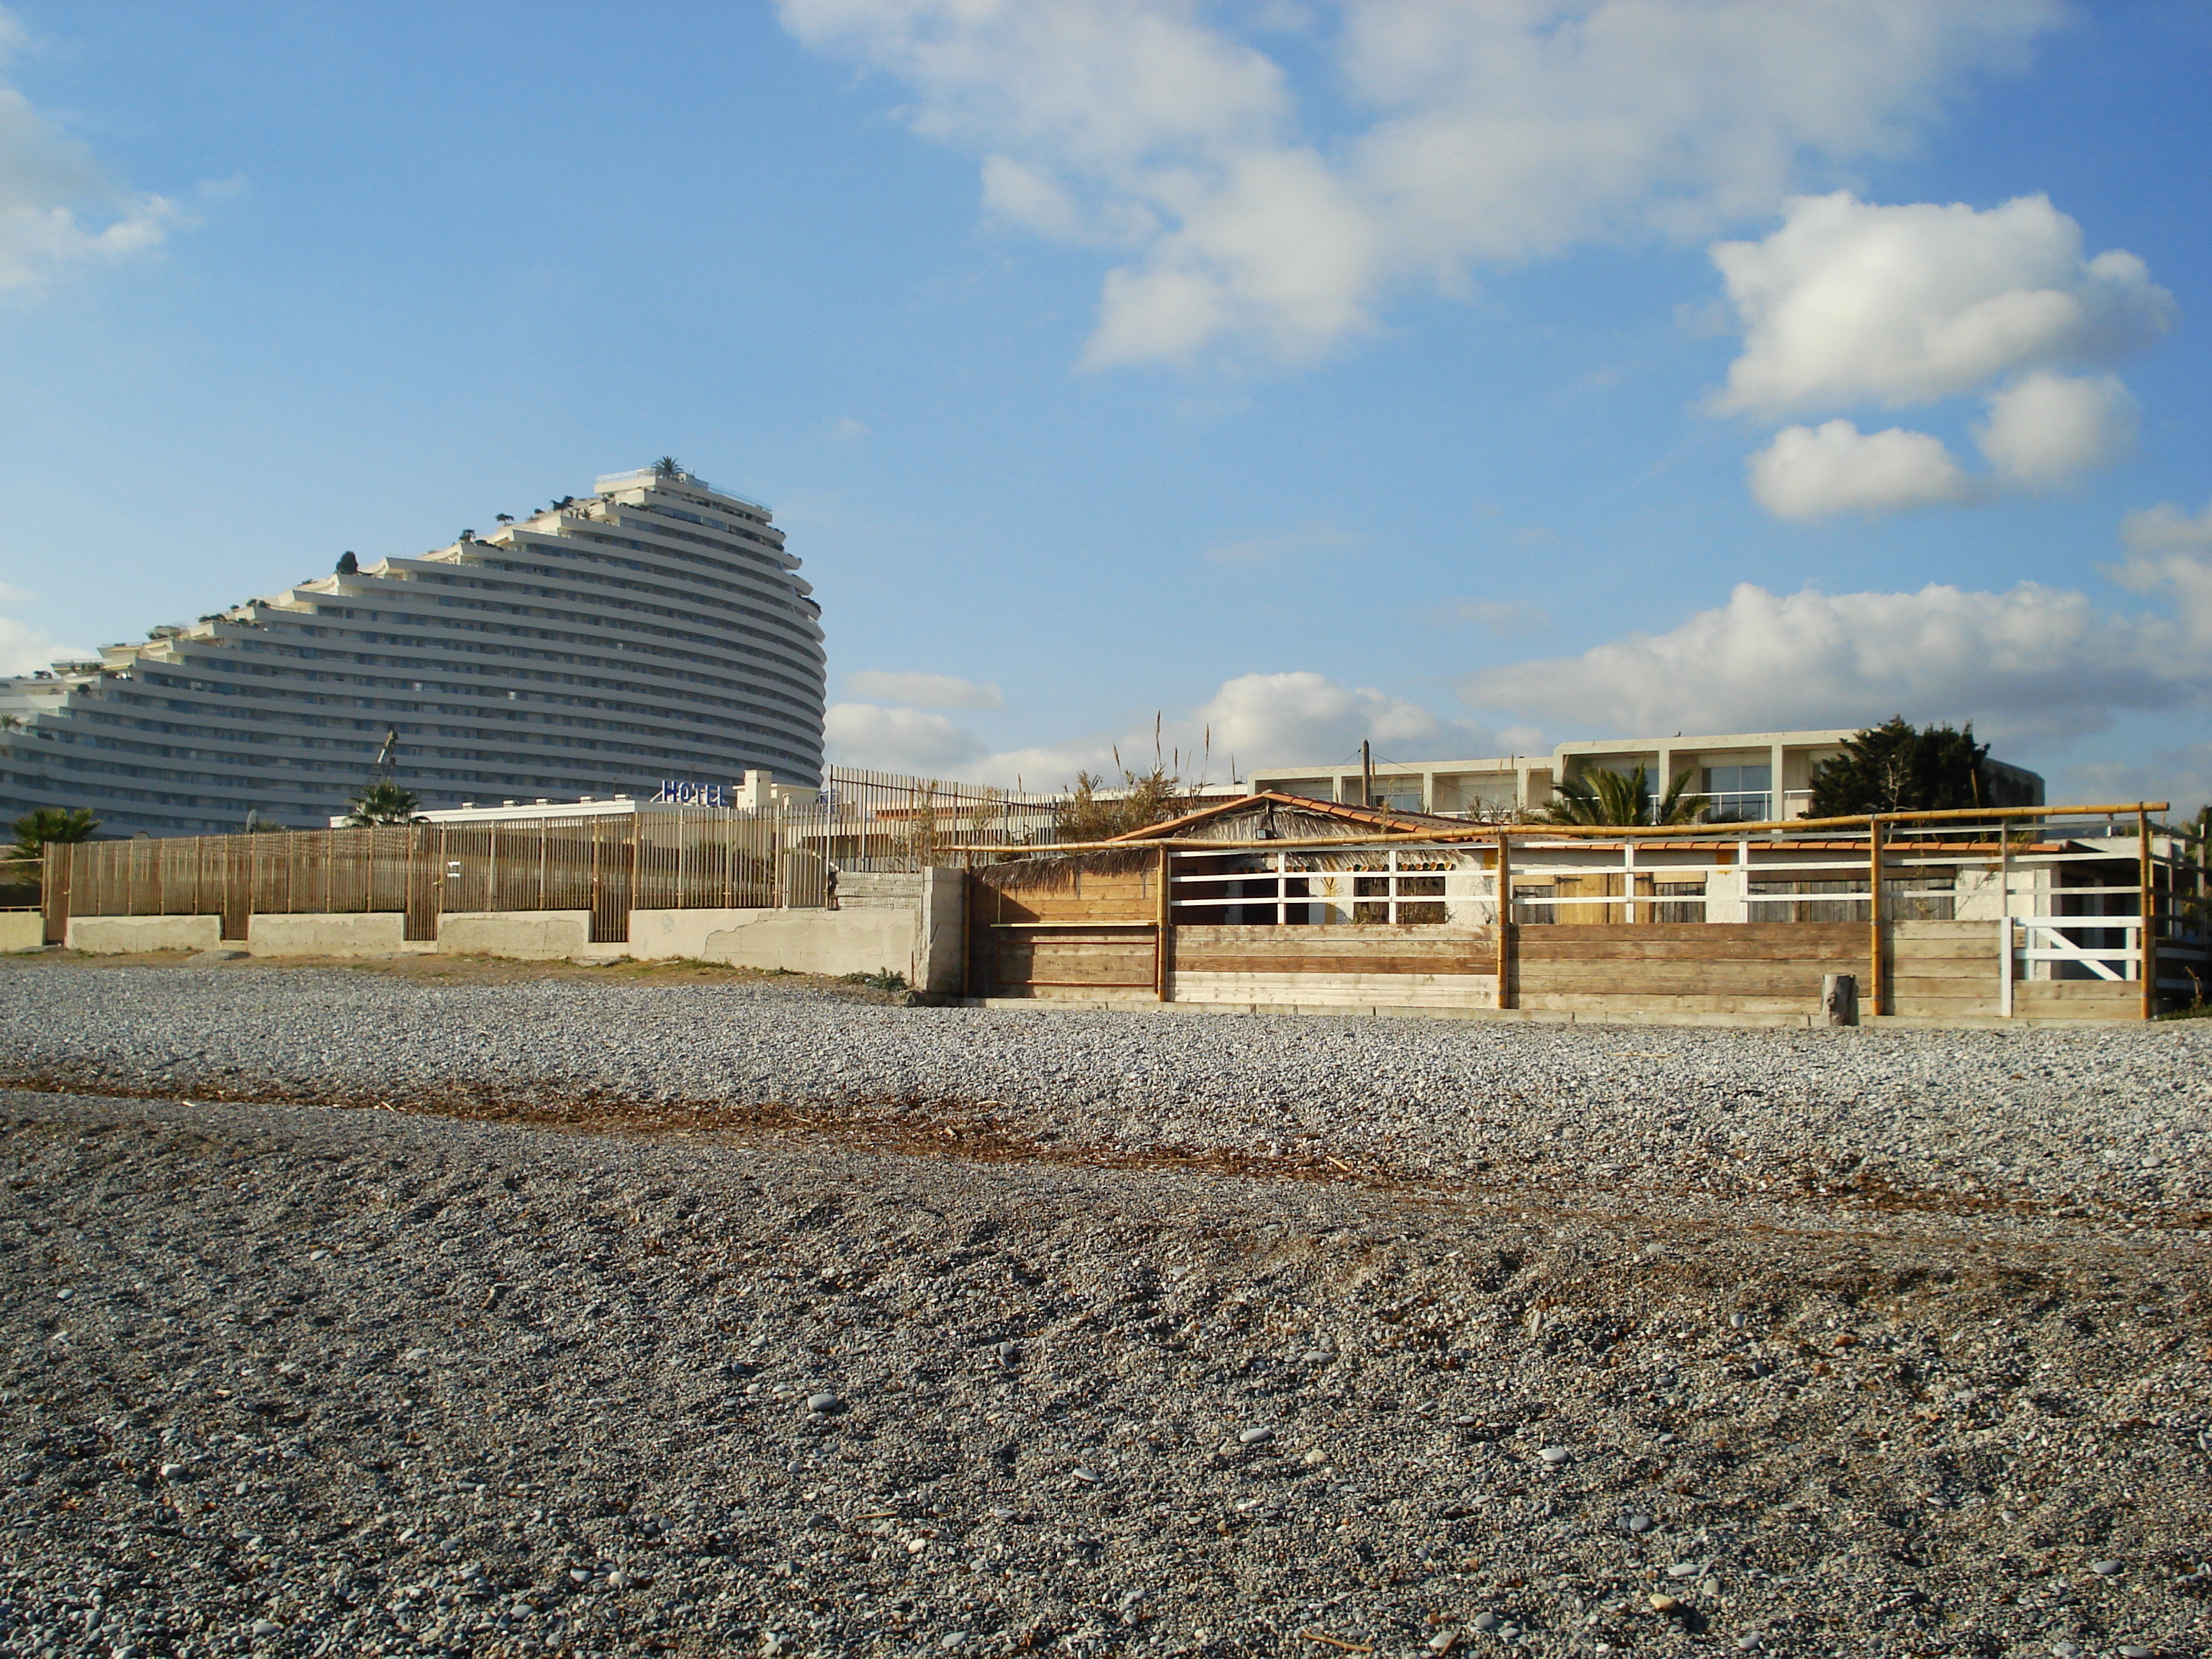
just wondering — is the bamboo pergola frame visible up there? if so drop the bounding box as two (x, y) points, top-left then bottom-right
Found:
(958, 801), (2172, 858)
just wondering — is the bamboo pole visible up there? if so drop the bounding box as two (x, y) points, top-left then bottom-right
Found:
(1868, 817), (1885, 1018)
(2139, 808), (2157, 1022)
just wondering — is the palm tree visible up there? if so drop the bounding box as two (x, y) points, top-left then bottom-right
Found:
(342, 781), (423, 826)
(1539, 765), (1702, 826)
(654, 455), (685, 477)
(11, 806), (99, 861)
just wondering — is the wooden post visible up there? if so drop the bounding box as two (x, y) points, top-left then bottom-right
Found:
(1820, 974), (1858, 1026)
(1154, 845), (1171, 1002)
(1867, 817), (1885, 1017)
(1496, 832), (1516, 1010)
(2139, 808), (2157, 1021)
(1360, 739), (1373, 810)
(1998, 830), (2013, 1017)
(40, 842), (69, 947)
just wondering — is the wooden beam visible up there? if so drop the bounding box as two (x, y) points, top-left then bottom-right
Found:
(1496, 832), (1516, 1010)
(1155, 845), (1170, 1002)
(1868, 817), (1884, 1017)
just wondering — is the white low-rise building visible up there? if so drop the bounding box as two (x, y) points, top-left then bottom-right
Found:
(1251, 728), (2044, 819)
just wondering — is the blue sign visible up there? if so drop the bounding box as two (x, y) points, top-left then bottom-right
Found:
(653, 778), (727, 807)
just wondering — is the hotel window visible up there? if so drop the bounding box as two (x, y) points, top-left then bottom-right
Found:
(1701, 763), (1771, 822)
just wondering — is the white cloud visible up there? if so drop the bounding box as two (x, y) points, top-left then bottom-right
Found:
(0, 612), (89, 675)
(835, 669), (1479, 793)
(1975, 370), (2136, 486)
(823, 702), (988, 772)
(1195, 670), (1441, 766)
(1441, 598), (1552, 637)
(1711, 192), (2173, 518)
(1746, 419), (1976, 520)
(781, 0), (2056, 365)
(1200, 520), (1350, 565)
(2111, 497), (2212, 646)
(830, 416), (871, 442)
(845, 670), (1002, 710)
(0, 14), (179, 295)
(2121, 496), (2212, 555)
(2066, 739), (2212, 820)
(1462, 575), (2195, 747)
(1712, 192), (2174, 414)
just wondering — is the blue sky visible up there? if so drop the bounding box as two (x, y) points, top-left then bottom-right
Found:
(1, 1), (2208, 804)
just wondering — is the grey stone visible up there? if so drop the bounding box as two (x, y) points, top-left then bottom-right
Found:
(806, 1392), (844, 1414)
(0, 963), (2204, 1657)
(2090, 1559), (2123, 1575)
(1238, 1426), (1274, 1445)
(1538, 1446), (1570, 1465)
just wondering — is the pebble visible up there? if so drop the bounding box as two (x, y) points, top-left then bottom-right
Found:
(1649, 1595), (1683, 1615)
(1238, 1426), (1274, 1445)
(1666, 1561), (1700, 1579)
(1071, 1467), (1102, 1485)
(2116, 1647), (2156, 1658)
(1472, 1612), (1501, 1632)
(805, 1391), (844, 1414)
(0, 966), (2203, 1655)
(2090, 1559), (2123, 1575)
(1537, 1446), (1570, 1465)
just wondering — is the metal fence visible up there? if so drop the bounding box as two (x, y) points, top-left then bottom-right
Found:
(41, 767), (1076, 945)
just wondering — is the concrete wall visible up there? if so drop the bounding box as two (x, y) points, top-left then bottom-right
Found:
(628, 908), (783, 963)
(637, 876), (963, 988)
(915, 868), (965, 994)
(247, 912), (409, 957)
(699, 908), (915, 979)
(0, 912), (44, 953)
(66, 914), (222, 953)
(437, 910), (591, 960)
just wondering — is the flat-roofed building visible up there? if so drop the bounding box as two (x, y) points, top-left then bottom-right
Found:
(1250, 728), (2043, 820)
(0, 465), (827, 837)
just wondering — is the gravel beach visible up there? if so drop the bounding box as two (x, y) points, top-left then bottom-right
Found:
(0, 956), (2206, 1658)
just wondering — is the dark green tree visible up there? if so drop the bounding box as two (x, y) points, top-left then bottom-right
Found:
(1807, 716), (1992, 816)
(11, 806), (99, 862)
(1539, 765), (1701, 826)
(341, 781), (423, 826)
